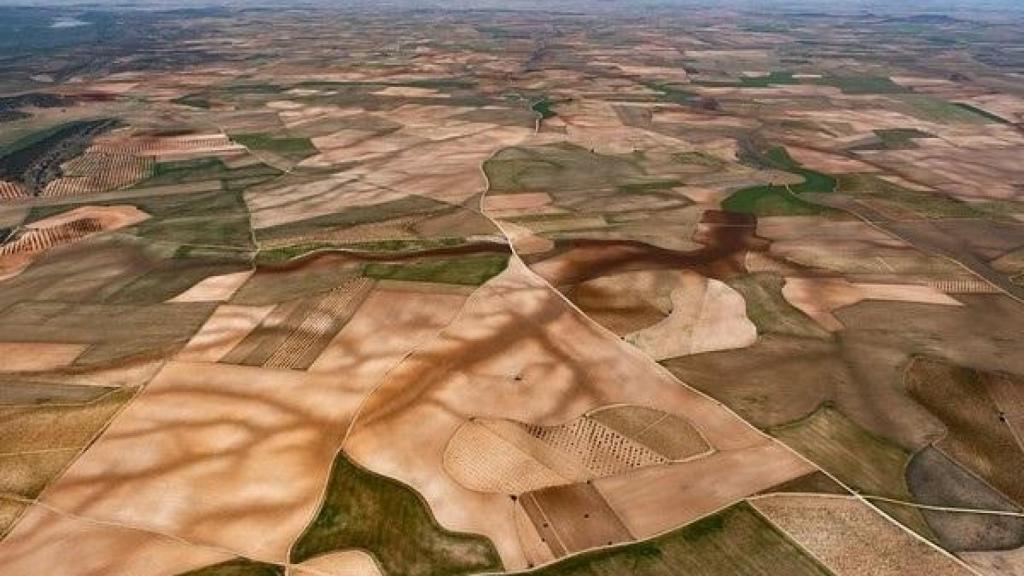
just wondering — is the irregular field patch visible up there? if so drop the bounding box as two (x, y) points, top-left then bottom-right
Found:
(751, 493), (971, 576)
(291, 451), (503, 576)
(516, 501), (829, 576)
(906, 357), (1024, 507)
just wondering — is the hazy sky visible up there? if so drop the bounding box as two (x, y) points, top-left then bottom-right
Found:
(0, 0), (1020, 14)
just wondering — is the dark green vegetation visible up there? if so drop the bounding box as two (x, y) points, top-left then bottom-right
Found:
(851, 128), (936, 150)
(291, 452), (503, 576)
(642, 81), (697, 105)
(754, 147), (836, 195)
(177, 559), (283, 576)
(0, 119), (118, 193)
(951, 102), (1010, 124)
(721, 185), (831, 217)
(724, 147), (838, 216)
(231, 133), (317, 162)
(138, 158), (281, 191)
(895, 96), (998, 124)
(727, 274), (830, 339)
(516, 502), (828, 576)
(0, 93), (73, 123)
(362, 254), (509, 286)
(531, 97), (558, 119)
(130, 190), (254, 248)
(171, 94), (212, 109)
(816, 75), (907, 94)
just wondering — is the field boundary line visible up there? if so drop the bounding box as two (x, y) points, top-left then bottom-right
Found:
(6, 494), (286, 568)
(862, 495), (1024, 517)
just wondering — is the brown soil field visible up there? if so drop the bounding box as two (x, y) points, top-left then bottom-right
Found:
(0, 387), (133, 456)
(483, 192), (555, 215)
(589, 405), (710, 460)
(663, 334), (840, 429)
(929, 219), (1024, 262)
(0, 449), (80, 499)
(231, 253), (364, 306)
(593, 441), (814, 539)
(564, 269), (678, 333)
(962, 546), (1024, 576)
(223, 277), (374, 370)
(44, 153), (153, 197)
(301, 111), (529, 205)
(513, 498), (556, 568)
(758, 217), (967, 283)
(25, 205), (146, 235)
(499, 220), (555, 256)
(782, 278), (961, 332)
(758, 471), (849, 496)
(520, 482), (633, 557)
(343, 259), (775, 569)
(864, 145), (1023, 202)
(245, 175), (410, 231)
(37, 361), (368, 562)
(308, 286), (468, 376)
(0, 504), (235, 576)
(787, 147), (879, 174)
(444, 418), (575, 495)
(0, 498), (25, 539)
(625, 272), (757, 360)
(0, 342), (87, 372)
(0, 180), (27, 201)
(750, 493), (973, 576)
(926, 278), (1003, 295)
(168, 270), (254, 303)
(0, 204), (148, 282)
(905, 357), (1024, 507)
(175, 304), (276, 363)
(89, 133), (244, 157)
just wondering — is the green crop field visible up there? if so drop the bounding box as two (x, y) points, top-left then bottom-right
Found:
(291, 452), (503, 576)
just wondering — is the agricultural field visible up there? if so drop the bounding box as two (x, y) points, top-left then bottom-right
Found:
(1, 2), (1023, 575)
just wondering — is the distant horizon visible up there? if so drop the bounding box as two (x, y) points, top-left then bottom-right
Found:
(0, 0), (1022, 13)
